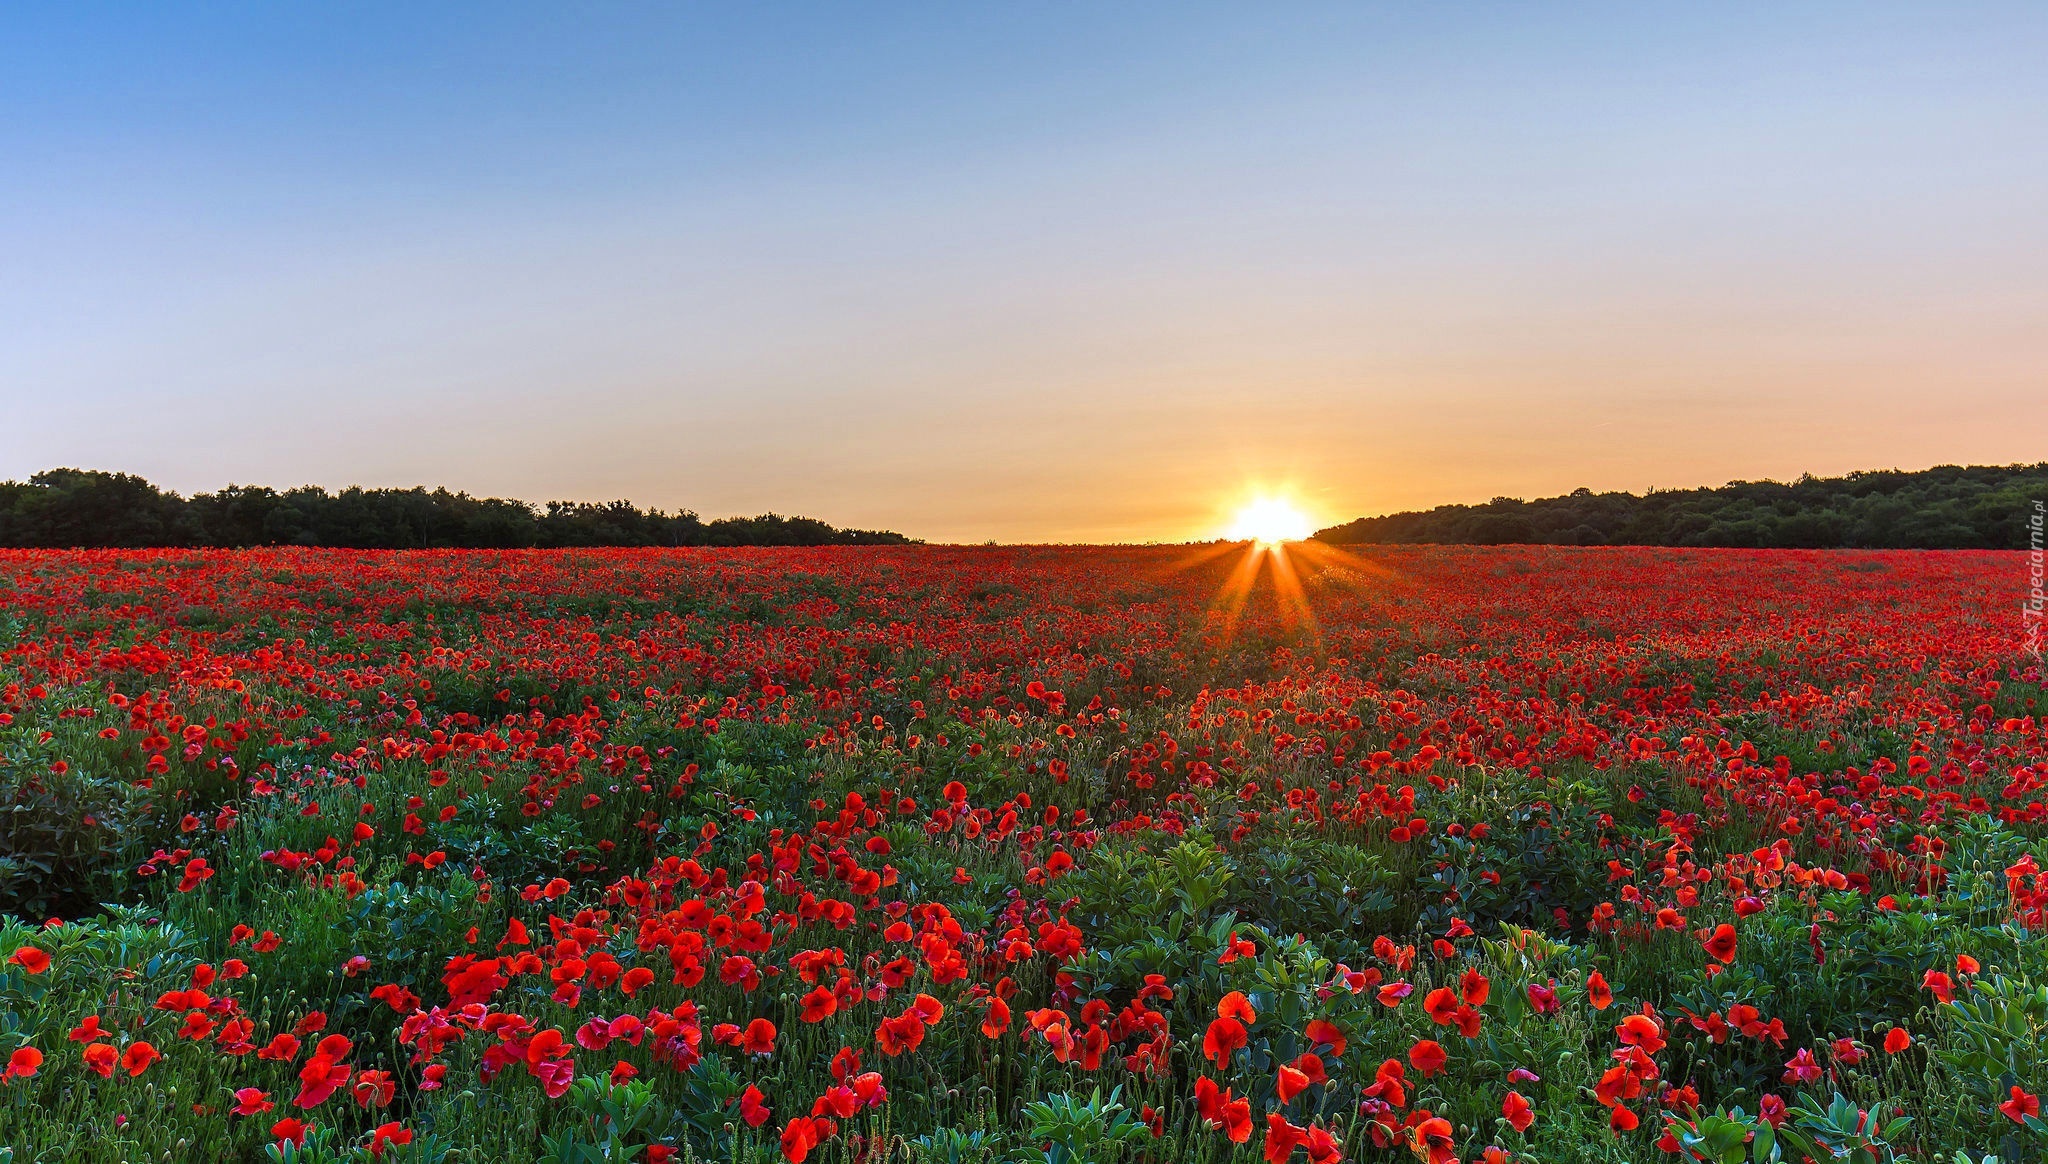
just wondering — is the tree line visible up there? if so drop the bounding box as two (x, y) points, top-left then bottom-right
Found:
(1312, 462), (2048, 549)
(0, 468), (916, 549)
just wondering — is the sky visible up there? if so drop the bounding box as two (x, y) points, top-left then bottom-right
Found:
(3, 4), (2045, 543)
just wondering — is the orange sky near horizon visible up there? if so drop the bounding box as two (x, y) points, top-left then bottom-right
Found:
(3, 5), (2044, 543)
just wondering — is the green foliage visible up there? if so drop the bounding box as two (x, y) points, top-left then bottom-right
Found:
(0, 468), (916, 548)
(1314, 462), (2048, 548)
(1015, 1086), (1153, 1164)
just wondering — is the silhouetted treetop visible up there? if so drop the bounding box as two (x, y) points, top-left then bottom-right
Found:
(1312, 463), (2048, 549)
(0, 469), (916, 549)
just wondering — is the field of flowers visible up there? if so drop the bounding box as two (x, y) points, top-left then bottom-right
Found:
(2, 543), (2044, 1164)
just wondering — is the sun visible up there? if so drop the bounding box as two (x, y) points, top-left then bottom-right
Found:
(1225, 497), (1314, 545)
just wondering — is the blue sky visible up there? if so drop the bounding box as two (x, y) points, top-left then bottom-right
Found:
(4, 3), (2044, 541)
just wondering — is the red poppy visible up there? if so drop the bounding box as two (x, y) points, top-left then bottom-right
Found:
(1586, 971), (1613, 1010)
(3, 1046), (41, 1083)
(1303, 1019), (1346, 1057)
(119, 1041), (160, 1077)
(780, 1115), (826, 1164)
(1922, 969), (1955, 1003)
(1459, 968), (1490, 1007)
(1884, 1028), (1912, 1054)
(1408, 1039), (1447, 1077)
(367, 1123), (412, 1158)
(1502, 1089), (1534, 1132)
(1702, 924), (1738, 964)
(981, 997), (1011, 1038)
(799, 987), (837, 1023)
(1217, 991), (1257, 1024)
(1203, 1017), (1248, 1066)
(1408, 1115), (1456, 1164)
(1422, 987), (1460, 1025)
(6, 948), (50, 975)
(1263, 1114), (1307, 1164)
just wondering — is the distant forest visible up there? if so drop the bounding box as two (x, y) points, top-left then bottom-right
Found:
(1313, 463), (2048, 549)
(0, 468), (916, 549)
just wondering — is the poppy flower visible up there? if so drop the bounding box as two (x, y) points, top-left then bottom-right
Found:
(368, 1123), (412, 1158)
(799, 987), (838, 1023)
(1407, 1115), (1456, 1164)
(1459, 968), (1489, 1007)
(742, 1018), (777, 1056)
(270, 1117), (308, 1147)
(2002, 1086), (2041, 1124)
(1702, 924), (1738, 964)
(1276, 1064), (1310, 1104)
(1218, 991), (1257, 1024)
(1290, 1052), (1327, 1085)
(1617, 1012), (1665, 1055)
(981, 997), (1011, 1038)
(1610, 1105), (1639, 1132)
(1883, 1028), (1912, 1054)
(1502, 1089), (1534, 1132)
(3, 1046), (41, 1083)
(1194, 1076), (1254, 1142)
(82, 1042), (117, 1077)
(737, 1083), (772, 1127)
(119, 1041), (160, 1077)
(1263, 1114), (1307, 1164)
(353, 1069), (396, 1108)
(1922, 970), (1955, 1003)
(1408, 1039), (1447, 1077)
(1366, 1059), (1407, 1108)
(232, 1088), (275, 1116)
(1780, 1047), (1823, 1085)
(1203, 1017), (1248, 1066)
(1422, 987), (1460, 1025)
(258, 1033), (301, 1061)
(780, 1115), (825, 1164)
(1303, 1019), (1346, 1057)
(6, 948), (50, 975)
(1586, 971), (1613, 1010)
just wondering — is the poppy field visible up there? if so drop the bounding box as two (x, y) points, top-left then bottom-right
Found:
(2, 543), (2044, 1164)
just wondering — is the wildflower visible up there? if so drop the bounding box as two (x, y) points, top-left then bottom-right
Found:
(1304, 1018), (1346, 1057)
(1781, 1047), (1823, 1085)
(1586, 971), (1613, 1010)
(120, 1041), (161, 1077)
(1502, 1090), (1534, 1132)
(3, 1046), (41, 1083)
(6, 948), (50, 975)
(1702, 924), (1738, 964)
(1203, 1017), (1248, 1066)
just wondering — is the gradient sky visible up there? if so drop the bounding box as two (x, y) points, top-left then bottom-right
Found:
(4, 4), (2045, 543)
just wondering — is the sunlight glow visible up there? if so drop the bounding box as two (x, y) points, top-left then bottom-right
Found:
(1225, 497), (1314, 545)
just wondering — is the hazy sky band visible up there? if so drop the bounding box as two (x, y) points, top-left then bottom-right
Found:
(4, 4), (2043, 542)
